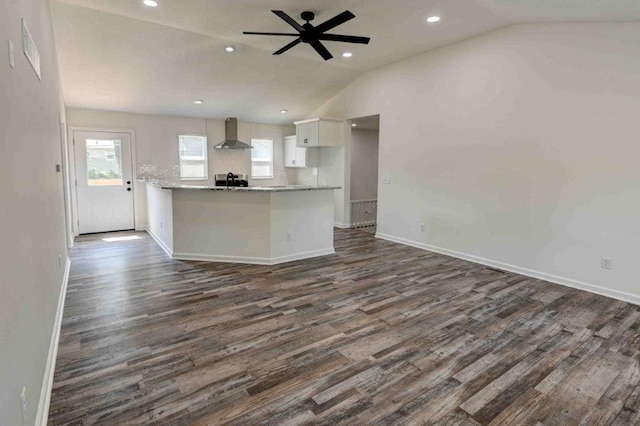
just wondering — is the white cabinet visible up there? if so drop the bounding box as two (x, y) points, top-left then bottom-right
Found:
(284, 135), (316, 168)
(294, 118), (344, 147)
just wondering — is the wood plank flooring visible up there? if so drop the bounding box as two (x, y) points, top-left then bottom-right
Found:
(49, 229), (640, 425)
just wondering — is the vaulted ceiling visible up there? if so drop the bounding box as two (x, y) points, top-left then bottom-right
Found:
(51, 0), (640, 124)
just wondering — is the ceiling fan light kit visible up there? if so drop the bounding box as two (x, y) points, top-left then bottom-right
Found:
(243, 10), (371, 61)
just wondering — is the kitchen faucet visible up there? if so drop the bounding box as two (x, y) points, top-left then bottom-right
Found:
(226, 172), (235, 189)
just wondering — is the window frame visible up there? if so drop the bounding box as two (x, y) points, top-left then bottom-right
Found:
(250, 138), (274, 180)
(178, 134), (208, 180)
(86, 138), (124, 186)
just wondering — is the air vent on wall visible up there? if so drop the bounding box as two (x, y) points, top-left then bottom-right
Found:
(22, 19), (41, 80)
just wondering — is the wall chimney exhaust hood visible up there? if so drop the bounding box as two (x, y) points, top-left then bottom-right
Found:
(214, 118), (253, 150)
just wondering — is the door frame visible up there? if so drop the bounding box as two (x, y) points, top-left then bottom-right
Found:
(59, 114), (74, 248)
(344, 114), (381, 229)
(68, 126), (139, 236)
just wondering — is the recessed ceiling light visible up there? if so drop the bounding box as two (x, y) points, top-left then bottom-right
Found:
(143, 0), (158, 7)
(351, 123), (357, 127)
(224, 45), (235, 53)
(280, 109), (288, 114)
(427, 16), (441, 23)
(342, 52), (353, 58)
(194, 100), (203, 105)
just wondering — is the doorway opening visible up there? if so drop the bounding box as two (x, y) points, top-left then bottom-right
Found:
(71, 130), (135, 234)
(348, 115), (380, 234)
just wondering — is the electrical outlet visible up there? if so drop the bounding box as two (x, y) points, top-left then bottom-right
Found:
(20, 386), (27, 423)
(420, 223), (426, 232)
(601, 257), (613, 270)
(286, 233), (292, 242)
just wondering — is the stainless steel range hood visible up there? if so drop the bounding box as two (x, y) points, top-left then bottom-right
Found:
(214, 118), (253, 150)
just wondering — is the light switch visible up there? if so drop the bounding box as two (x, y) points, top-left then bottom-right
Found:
(383, 176), (392, 184)
(8, 39), (15, 68)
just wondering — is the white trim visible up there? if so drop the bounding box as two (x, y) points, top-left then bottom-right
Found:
(350, 199), (377, 204)
(250, 138), (274, 180)
(172, 248), (335, 265)
(145, 228), (173, 258)
(334, 222), (350, 229)
(68, 125), (137, 134)
(59, 115), (74, 249)
(294, 117), (344, 125)
(35, 257), (71, 426)
(375, 232), (640, 306)
(178, 134), (208, 180)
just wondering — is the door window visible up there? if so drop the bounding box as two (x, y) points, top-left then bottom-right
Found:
(86, 139), (123, 186)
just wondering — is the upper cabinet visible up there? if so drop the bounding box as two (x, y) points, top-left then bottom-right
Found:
(284, 135), (316, 168)
(294, 118), (344, 147)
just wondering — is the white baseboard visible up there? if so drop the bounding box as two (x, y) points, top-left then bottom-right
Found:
(35, 257), (71, 426)
(173, 248), (336, 265)
(269, 248), (336, 265)
(334, 222), (350, 229)
(145, 228), (173, 258)
(146, 229), (334, 265)
(376, 232), (640, 306)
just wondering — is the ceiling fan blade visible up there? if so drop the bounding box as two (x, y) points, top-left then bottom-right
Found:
(315, 10), (356, 34)
(310, 40), (333, 61)
(274, 38), (302, 55)
(271, 10), (305, 32)
(318, 34), (370, 44)
(243, 32), (300, 36)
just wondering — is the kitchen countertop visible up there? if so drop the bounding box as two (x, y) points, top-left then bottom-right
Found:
(139, 179), (340, 192)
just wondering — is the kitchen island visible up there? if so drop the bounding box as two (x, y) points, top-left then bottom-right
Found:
(141, 180), (340, 265)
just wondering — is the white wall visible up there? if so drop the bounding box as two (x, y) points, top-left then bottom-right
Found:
(312, 23), (640, 302)
(270, 190), (335, 260)
(350, 129), (379, 201)
(295, 164), (318, 186)
(67, 108), (207, 172)
(318, 146), (349, 227)
(66, 108), (296, 229)
(206, 119), (295, 186)
(145, 184), (174, 254)
(66, 108), (207, 231)
(0, 0), (69, 424)
(150, 187), (335, 264)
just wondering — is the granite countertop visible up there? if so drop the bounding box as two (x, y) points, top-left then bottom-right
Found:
(138, 179), (340, 192)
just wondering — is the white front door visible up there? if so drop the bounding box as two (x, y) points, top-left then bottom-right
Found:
(74, 130), (134, 234)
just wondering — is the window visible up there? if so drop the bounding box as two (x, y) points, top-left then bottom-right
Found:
(179, 135), (208, 179)
(86, 139), (123, 186)
(251, 139), (273, 179)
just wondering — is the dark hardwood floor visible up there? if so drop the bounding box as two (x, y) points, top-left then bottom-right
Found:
(49, 229), (640, 425)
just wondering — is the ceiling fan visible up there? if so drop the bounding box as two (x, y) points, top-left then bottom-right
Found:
(243, 10), (370, 61)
